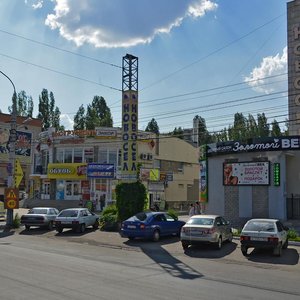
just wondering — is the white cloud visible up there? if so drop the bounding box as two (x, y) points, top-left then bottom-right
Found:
(244, 47), (287, 94)
(32, 1), (43, 9)
(60, 114), (73, 130)
(44, 0), (217, 48)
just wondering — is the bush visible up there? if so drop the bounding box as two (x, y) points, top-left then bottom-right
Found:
(288, 228), (299, 240)
(116, 182), (147, 221)
(13, 213), (21, 228)
(99, 205), (119, 231)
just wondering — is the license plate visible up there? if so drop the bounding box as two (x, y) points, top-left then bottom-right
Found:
(127, 225), (136, 229)
(251, 237), (267, 241)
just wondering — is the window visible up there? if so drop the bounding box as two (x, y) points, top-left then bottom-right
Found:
(98, 149), (107, 163)
(84, 148), (94, 163)
(74, 148), (83, 163)
(108, 150), (117, 165)
(64, 149), (72, 163)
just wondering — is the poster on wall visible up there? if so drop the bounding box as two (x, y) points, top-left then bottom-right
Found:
(223, 161), (270, 186)
(199, 160), (208, 202)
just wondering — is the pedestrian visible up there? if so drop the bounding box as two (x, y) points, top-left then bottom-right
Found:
(189, 203), (195, 217)
(195, 202), (200, 215)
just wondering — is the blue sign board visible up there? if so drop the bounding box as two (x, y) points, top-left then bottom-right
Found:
(87, 164), (115, 178)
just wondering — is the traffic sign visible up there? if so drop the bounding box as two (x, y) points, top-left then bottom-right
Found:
(15, 158), (24, 188)
(4, 188), (19, 209)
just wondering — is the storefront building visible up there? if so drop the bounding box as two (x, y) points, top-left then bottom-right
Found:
(0, 113), (42, 200)
(203, 136), (300, 225)
(29, 127), (200, 210)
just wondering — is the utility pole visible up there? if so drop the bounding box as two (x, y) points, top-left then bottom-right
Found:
(0, 70), (17, 227)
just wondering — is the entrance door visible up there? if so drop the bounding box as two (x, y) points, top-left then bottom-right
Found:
(65, 181), (80, 200)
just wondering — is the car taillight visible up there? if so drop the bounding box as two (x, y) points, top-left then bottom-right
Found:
(140, 224), (145, 229)
(72, 221), (79, 224)
(206, 228), (216, 234)
(268, 237), (279, 243)
(240, 235), (250, 241)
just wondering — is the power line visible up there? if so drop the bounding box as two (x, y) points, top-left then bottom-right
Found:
(0, 52), (122, 92)
(0, 28), (122, 69)
(140, 13), (285, 91)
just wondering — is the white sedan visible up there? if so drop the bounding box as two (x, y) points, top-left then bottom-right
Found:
(240, 218), (289, 257)
(55, 208), (99, 233)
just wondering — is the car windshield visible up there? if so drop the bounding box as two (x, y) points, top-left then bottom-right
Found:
(29, 208), (48, 214)
(244, 221), (275, 232)
(187, 218), (214, 225)
(134, 212), (148, 221)
(58, 210), (79, 217)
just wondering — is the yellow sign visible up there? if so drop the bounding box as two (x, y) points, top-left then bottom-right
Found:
(47, 163), (87, 179)
(15, 158), (24, 188)
(4, 188), (19, 209)
(150, 169), (160, 181)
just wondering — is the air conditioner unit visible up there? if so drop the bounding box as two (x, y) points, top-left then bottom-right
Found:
(147, 154), (153, 160)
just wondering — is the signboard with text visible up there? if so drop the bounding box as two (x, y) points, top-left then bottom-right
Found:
(4, 188), (19, 209)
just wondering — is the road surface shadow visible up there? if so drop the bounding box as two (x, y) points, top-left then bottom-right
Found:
(183, 241), (237, 258)
(124, 237), (203, 280)
(244, 248), (299, 265)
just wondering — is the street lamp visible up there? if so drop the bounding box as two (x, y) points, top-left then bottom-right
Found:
(0, 70), (17, 227)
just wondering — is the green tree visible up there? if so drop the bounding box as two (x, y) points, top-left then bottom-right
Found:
(257, 113), (269, 137)
(194, 115), (211, 145)
(82, 96), (113, 130)
(74, 105), (86, 130)
(172, 127), (184, 139)
(246, 114), (258, 139)
(271, 119), (282, 137)
(145, 118), (159, 134)
(8, 90), (34, 117)
(37, 89), (61, 131)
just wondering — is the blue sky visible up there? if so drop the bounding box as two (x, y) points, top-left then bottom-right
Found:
(0, 0), (288, 133)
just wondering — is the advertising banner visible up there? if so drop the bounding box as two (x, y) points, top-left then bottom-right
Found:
(48, 163), (87, 179)
(200, 160), (208, 202)
(87, 163), (115, 178)
(223, 161), (270, 186)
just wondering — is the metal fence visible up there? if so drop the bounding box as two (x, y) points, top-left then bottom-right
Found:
(287, 195), (300, 219)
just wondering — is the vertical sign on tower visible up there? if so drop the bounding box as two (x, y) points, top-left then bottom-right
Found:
(121, 54), (138, 182)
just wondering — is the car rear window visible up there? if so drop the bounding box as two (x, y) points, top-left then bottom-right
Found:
(58, 210), (79, 217)
(187, 218), (214, 225)
(29, 209), (48, 214)
(244, 221), (275, 232)
(135, 212), (148, 221)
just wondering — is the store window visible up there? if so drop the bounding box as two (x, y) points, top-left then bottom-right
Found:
(64, 149), (72, 163)
(74, 148), (83, 163)
(98, 149), (107, 163)
(84, 148), (94, 163)
(56, 149), (64, 163)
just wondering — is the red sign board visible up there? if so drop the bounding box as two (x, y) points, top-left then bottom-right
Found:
(4, 188), (19, 209)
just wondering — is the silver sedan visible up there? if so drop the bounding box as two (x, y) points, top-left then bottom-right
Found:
(180, 214), (233, 250)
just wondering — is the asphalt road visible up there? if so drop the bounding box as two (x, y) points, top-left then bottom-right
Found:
(0, 227), (299, 300)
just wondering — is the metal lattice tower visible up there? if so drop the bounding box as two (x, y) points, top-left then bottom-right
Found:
(122, 54), (138, 91)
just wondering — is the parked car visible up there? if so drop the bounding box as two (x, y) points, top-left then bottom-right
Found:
(21, 207), (59, 230)
(120, 211), (185, 241)
(180, 215), (233, 250)
(55, 208), (99, 233)
(240, 218), (288, 257)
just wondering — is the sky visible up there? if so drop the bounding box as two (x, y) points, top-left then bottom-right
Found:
(0, 0), (289, 134)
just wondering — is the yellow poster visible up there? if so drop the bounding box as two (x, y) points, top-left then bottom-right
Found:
(47, 163), (87, 179)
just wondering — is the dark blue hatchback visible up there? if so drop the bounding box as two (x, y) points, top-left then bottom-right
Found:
(120, 211), (185, 241)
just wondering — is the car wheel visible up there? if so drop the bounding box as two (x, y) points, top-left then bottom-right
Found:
(182, 241), (189, 250)
(152, 230), (160, 242)
(241, 245), (248, 256)
(25, 225), (30, 230)
(48, 221), (53, 230)
(215, 236), (222, 250)
(79, 223), (86, 233)
(93, 220), (99, 230)
(273, 243), (282, 257)
(56, 226), (63, 233)
(282, 238), (288, 249)
(227, 232), (233, 243)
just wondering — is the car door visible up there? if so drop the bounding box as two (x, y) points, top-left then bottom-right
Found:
(86, 210), (96, 226)
(276, 221), (287, 244)
(49, 209), (57, 221)
(220, 217), (231, 240)
(152, 214), (168, 236)
(215, 217), (225, 238)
